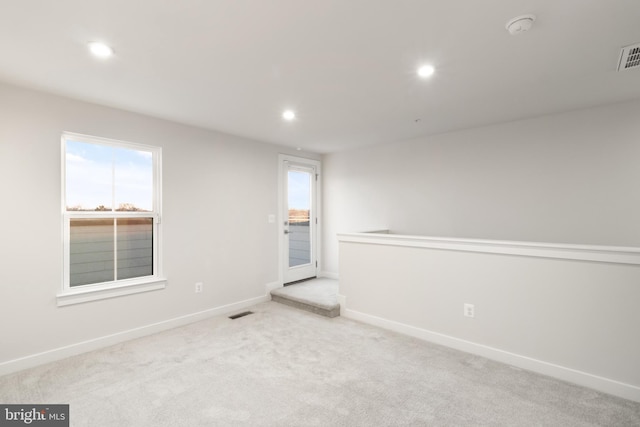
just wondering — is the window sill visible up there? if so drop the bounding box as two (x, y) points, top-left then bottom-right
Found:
(56, 278), (167, 307)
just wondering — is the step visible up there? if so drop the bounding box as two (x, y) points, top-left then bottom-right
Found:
(270, 279), (340, 318)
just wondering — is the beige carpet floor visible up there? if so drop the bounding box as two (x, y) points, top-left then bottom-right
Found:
(1, 301), (639, 426)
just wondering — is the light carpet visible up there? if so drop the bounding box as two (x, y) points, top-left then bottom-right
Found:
(1, 302), (639, 426)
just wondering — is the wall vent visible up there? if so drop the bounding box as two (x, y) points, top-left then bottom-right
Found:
(618, 43), (640, 71)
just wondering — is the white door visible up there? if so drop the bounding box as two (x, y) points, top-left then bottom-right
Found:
(282, 157), (318, 284)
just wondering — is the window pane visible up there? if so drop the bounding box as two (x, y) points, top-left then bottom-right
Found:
(70, 219), (115, 286)
(288, 170), (311, 267)
(114, 147), (153, 212)
(117, 218), (153, 280)
(66, 140), (113, 211)
(63, 134), (160, 292)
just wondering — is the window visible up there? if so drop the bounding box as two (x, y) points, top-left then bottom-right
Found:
(59, 132), (165, 306)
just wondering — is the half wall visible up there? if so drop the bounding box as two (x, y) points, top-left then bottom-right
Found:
(338, 231), (640, 402)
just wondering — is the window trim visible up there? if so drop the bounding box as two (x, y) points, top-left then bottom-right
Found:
(58, 132), (165, 307)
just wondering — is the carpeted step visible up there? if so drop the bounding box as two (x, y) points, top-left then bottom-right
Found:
(270, 279), (340, 318)
(270, 293), (340, 318)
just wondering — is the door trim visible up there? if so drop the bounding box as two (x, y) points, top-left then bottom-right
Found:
(278, 154), (321, 286)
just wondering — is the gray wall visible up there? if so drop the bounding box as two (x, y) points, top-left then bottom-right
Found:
(0, 82), (318, 364)
(323, 99), (640, 274)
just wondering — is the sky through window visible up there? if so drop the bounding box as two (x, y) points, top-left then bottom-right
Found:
(66, 140), (153, 211)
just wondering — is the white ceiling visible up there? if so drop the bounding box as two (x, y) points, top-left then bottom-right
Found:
(1, 0), (639, 153)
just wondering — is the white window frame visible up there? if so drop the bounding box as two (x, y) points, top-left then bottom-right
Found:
(58, 132), (166, 306)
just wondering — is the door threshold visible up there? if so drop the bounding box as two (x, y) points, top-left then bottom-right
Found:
(284, 276), (317, 287)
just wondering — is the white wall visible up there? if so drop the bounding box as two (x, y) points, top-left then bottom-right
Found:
(338, 234), (640, 401)
(322, 100), (640, 400)
(0, 82), (318, 368)
(323, 99), (640, 274)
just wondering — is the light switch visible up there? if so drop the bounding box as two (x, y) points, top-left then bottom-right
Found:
(268, 214), (275, 223)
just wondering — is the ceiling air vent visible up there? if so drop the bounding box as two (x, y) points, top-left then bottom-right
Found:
(618, 43), (640, 71)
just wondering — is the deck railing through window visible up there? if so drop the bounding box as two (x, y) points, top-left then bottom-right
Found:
(289, 209), (311, 267)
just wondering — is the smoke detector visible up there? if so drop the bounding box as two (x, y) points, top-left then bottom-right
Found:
(617, 43), (640, 71)
(506, 14), (536, 35)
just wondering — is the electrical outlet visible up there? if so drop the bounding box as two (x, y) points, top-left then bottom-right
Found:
(195, 282), (203, 293)
(464, 303), (475, 318)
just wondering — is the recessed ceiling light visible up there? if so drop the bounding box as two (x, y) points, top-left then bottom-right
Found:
(88, 42), (114, 58)
(282, 110), (296, 121)
(417, 65), (435, 78)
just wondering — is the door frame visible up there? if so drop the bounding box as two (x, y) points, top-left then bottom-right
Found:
(278, 154), (322, 285)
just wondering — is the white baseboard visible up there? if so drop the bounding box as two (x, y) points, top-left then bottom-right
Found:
(319, 271), (339, 280)
(343, 308), (640, 403)
(0, 294), (269, 376)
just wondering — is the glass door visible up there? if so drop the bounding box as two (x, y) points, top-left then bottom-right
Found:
(283, 161), (317, 284)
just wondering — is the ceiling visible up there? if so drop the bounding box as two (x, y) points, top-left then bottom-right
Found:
(1, 0), (639, 153)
